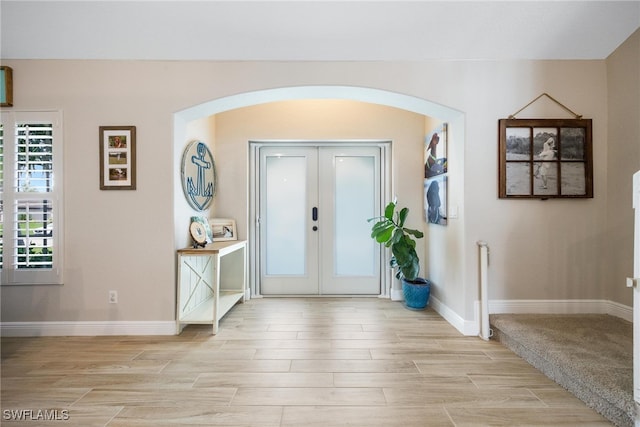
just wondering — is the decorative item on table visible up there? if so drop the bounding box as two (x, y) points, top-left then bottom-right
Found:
(190, 216), (213, 248)
(209, 218), (237, 242)
(189, 222), (207, 248)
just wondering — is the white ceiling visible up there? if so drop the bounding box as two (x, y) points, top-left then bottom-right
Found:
(1, 1), (639, 61)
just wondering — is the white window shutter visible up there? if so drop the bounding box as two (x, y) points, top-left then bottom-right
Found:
(1, 111), (64, 285)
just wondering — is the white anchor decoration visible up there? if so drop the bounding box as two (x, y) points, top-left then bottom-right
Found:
(184, 141), (214, 211)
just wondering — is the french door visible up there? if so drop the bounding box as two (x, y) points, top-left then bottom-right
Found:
(258, 144), (383, 295)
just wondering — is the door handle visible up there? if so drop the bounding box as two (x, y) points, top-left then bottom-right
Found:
(312, 207), (318, 221)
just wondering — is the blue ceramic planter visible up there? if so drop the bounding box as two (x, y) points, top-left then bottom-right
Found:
(402, 278), (431, 310)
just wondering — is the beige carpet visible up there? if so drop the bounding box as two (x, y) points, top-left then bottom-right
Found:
(490, 313), (633, 427)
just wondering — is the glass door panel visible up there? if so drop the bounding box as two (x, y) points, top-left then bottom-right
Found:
(265, 155), (306, 275)
(260, 147), (318, 295)
(320, 147), (381, 294)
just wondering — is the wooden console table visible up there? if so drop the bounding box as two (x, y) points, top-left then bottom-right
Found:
(176, 240), (246, 334)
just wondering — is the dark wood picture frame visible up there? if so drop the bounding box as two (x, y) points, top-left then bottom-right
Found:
(1, 66), (13, 107)
(499, 118), (593, 199)
(99, 126), (136, 190)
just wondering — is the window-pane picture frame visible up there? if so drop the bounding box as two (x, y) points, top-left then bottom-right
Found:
(99, 126), (136, 190)
(0, 66), (13, 107)
(498, 118), (593, 199)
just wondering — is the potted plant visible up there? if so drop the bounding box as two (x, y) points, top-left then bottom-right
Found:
(369, 200), (431, 310)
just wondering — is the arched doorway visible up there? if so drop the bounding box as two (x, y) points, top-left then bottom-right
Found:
(173, 86), (464, 301)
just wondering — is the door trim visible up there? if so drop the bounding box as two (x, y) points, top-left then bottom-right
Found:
(248, 140), (393, 299)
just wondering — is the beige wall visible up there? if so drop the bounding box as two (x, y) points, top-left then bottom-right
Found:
(213, 100), (425, 239)
(0, 34), (637, 328)
(212, 100), (428, 296)
(606, 28), (640, 305)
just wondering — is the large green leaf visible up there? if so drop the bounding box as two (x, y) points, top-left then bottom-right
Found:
(403, 228), (424, 239)
(398, 207), (408, 227)
(404, 234), (417, 249)
(390, 229), (403, 245)
(372, 224), (394, 243)
(371, 220), (392, 235)
(391, 239), (419, 281)
(402, 258), (420, 281)
(384, 202), (395, 220)
(392, 239), (412, 264)
(371, 220), (390, 232)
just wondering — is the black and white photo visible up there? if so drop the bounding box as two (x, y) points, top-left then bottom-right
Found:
(499, 119), (593, 199)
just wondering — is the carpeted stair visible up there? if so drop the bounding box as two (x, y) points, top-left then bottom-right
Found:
(490, 314), (634, 427)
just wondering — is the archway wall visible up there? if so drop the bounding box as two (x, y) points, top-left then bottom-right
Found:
(175, 87), (469, 326)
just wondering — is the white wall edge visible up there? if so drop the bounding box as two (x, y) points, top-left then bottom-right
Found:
(429, 295), (478, 336)
(0, 321), (177, 337)
(390, 288), (404, 302)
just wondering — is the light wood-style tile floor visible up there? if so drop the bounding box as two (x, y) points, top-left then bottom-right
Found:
(1, 298), (613, 426)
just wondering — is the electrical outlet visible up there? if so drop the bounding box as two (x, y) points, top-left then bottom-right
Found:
(109, 290), (118, 304)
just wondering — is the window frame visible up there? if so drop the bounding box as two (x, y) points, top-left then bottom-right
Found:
(1, 110), (64, 285)
(498, 118), (594, 199)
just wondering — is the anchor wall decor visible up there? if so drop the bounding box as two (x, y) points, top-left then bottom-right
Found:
(181, 140), (216, 211)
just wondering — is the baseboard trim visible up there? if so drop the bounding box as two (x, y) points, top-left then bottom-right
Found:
(430, 298), (633, 338)
(1, 299), (631, 338)
(429, 295), (478, 336)
(390, 288), (403, 301)
(489, 299), (633, 322)
(0, 321), (177, 337)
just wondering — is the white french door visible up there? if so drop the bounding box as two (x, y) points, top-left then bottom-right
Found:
(258, 144), (383, 295)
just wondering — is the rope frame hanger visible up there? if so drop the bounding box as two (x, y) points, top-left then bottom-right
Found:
(498, 95), (593, 200)
(508, 92), (583, 120)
